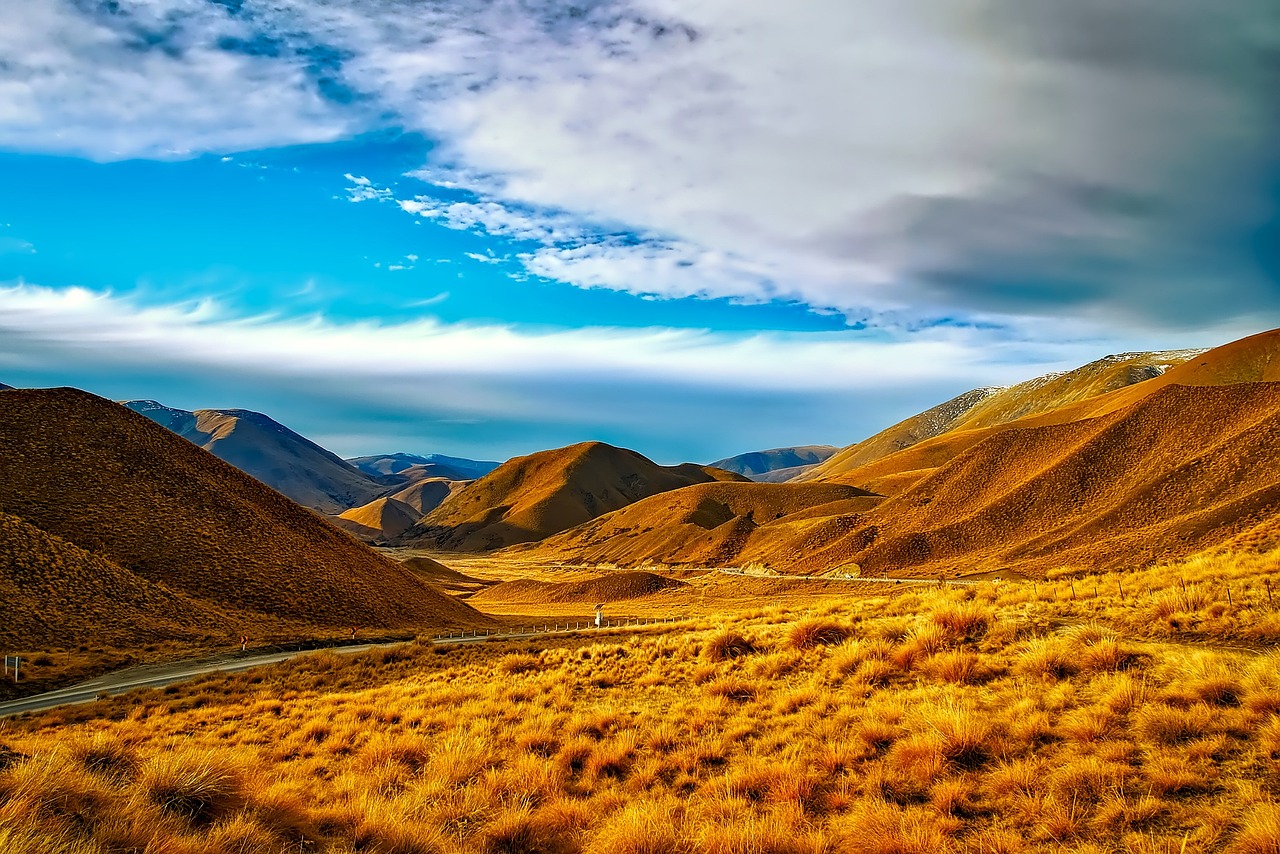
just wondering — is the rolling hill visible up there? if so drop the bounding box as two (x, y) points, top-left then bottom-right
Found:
(517, 481), (881, 568)
(125, 400), (384, 513)
(802, 349), (1204, 485)
(400, 441), (748, 551)
(333, 496), (421, 541)
(0, 388), (485, 655)
(385, 477), (465, 516)
(518, 383), (1280, 577)
(516, 330), (1280, 577)
(710, 445), (837, 481)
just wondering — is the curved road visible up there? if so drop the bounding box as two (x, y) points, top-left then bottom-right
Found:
(0, 622), (668, 719)
(0, 641), (410, 718)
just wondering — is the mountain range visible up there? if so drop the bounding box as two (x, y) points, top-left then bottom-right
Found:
(400, 441), (748, 551)
(347, 452), (499, 481)
(123, 401), (497, 517)
(509, 329), (1280, 576)
(709, 445), (837, 482)
(5, 327), (1280, 684)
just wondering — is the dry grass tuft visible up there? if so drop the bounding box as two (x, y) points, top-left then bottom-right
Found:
(702, 629), (761, 662)
(788, 618), (851, 650)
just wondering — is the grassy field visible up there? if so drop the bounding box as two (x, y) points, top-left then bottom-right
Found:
(2, 544), (1280, 853)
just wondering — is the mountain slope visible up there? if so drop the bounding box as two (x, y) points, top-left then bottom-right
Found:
(803, 350), (1204, 485)
(333, 497), (421, 541)
(818, 331), (1280, 496)
(401, 441), (747, 551)
(0, 382), (13, 390)
(0, 511), (233, 651)
(0, 388), (483, 642)
(517, 381), (1280, 577)
(348, 453), (500, 481)
(126, 400), (383, 513)
(386, 477), (465, 516)
(710, 445), (837, 480)
(517, 481), (881, 568)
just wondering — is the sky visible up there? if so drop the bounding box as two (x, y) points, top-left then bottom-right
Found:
(0, 1), (1277, 464)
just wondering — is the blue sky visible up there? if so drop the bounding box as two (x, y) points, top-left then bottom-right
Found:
(1, 0), (1277, 463)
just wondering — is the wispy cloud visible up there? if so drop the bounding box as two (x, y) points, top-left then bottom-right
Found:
(0, 281), (1158, 459)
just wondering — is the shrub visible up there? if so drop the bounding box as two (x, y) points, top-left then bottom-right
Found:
(586, 801), (685, 854)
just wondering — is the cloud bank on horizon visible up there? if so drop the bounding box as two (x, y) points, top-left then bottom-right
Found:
(0, 0), (1276, 459)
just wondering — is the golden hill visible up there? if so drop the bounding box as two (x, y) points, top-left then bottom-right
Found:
(401, 441), (748, 551)
(519, 481), (881, 568)
(807, 331), (1280, 496)
(333, 496), (421, 541)
(523, 381), (1280, 577)
(803, 349), (1204, 484)
(0, 511), (236, 651)
(387, 476), (465, 516)
(0, 389), (484, 647)
(126, 401), (383, 513)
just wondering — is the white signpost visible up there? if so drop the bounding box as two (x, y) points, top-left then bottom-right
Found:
(3, 655), (19, 682)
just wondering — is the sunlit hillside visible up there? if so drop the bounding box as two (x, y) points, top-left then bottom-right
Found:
(3, 540), (1280, 853)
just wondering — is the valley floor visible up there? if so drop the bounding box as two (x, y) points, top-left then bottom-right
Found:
(3, 546), (1280, 853)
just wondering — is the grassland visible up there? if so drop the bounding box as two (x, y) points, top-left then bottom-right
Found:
(3, 541), (1280, 853)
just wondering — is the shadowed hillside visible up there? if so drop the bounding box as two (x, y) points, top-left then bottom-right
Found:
(803, 349), (1204, 485)
(386, 477), (465, 516)
(348, 452), (499, 481)
(126, 400), (383, 513)
(400, 441), (748, 551)
(710, 445), (837, 480)
(0, 512), (236, 651)
(0, 389), (484, 646)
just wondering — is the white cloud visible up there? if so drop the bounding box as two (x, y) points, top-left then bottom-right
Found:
(0, 1), (357, 159)
(0, 282), (1251, 459)
(5, 0), (1275, 327)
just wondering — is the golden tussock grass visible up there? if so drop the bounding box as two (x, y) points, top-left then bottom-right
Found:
(4, 543), (1280, 852)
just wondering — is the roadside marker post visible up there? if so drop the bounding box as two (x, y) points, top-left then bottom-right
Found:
(3, 655), (19, 682)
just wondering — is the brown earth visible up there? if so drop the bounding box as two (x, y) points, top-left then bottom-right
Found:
(0, 511), (238, 650)
(400, 441), (748, 551)
(0, 388), (486, 653)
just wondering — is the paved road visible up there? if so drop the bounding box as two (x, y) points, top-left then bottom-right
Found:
(713, 568), (981, 586)
(0, 620), (675, 719)
(0, 641), (412, 719)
